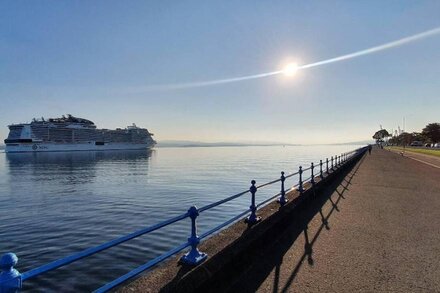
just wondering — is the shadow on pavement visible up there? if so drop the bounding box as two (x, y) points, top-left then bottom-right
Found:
(226, 155), (366, 293)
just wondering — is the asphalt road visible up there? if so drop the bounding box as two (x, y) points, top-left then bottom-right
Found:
(386, 148), (440, 169)
(226, 148), (440, 292)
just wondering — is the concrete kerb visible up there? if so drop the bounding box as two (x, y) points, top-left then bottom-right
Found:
(118, 150), (367, 293)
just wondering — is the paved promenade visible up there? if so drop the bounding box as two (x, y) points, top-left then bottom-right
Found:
(225, 148), (440, 292)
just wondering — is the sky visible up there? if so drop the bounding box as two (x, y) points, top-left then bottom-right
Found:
(1, 1), (439, 144)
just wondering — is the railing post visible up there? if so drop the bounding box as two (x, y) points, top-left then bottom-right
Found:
(298, 166), (304, 193)
(278, 172), (287, 206)
(310, 163), (315, 185)
(180, 206), (207, 265)
(326, 158), (329, 173)
(245, 180), (261, 224)
(331, 156), (334, 169)
(320, 160), (323, 178)
(0, 253), (22, 293)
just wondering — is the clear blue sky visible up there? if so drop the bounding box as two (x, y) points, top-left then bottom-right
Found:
(1, 1), (439, 144)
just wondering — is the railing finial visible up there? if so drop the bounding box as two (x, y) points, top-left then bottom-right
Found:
(246, 180), (261, 224)
(180, 206), (207, 265)
(320, 160), (323, 178)
(0, 253), (22, 293)
(298, 166), (304, 193)
(278, 171), (287, 206)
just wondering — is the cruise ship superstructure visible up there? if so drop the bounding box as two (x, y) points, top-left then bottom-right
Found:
(4, 115), (156, 153)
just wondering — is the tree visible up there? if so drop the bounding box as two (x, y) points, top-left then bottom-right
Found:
(422, 123), (440, 143)
(399, 132), (414, 146)
(411, 132), (427, 143)
(372, 129), (390, 143)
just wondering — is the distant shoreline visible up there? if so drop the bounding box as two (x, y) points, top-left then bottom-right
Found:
(156, 143), (299, 148)
(156, 140), (372, 148)
(0, 141), (372, 151)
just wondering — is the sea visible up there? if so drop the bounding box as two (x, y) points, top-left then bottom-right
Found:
(0, 145), (361, 292)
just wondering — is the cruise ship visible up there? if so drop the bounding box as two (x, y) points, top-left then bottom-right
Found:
(4, 115), (156, 153)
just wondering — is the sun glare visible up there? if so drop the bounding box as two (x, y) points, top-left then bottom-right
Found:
(282, 62), (299, 77)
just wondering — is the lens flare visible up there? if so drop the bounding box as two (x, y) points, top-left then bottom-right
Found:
(138, 26), (440, 91)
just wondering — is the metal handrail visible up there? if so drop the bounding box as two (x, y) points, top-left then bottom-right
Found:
(200, 208), (251, 240)
(284, 170), (299, 179)
(199, 189), (249, 213)
(302, 166), (312, 171)
(0, 146), (368, 292)
(22, 212), (190, 280)
(93, 241), (191, 293)
(256, 178), (282, 189)
(256, 192), (282, 208)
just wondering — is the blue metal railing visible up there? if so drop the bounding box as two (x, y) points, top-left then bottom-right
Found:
(0, 146), (367, 292)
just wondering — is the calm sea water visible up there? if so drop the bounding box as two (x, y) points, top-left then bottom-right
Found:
(0, 145), (360, 292)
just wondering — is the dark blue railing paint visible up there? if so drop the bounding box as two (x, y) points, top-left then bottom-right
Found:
(0, 146), (367, 292)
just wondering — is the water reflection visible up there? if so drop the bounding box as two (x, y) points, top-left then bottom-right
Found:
(6, 150), (153, 185)
(6, 149), (153, 165)
(2, 150), (156, 292)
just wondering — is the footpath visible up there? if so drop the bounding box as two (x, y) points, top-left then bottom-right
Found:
(225, 148), (440, 292)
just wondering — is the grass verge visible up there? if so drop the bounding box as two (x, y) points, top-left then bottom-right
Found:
(386, 146), (440, 158)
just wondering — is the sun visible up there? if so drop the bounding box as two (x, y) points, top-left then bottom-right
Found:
(282, 62), (299, 76)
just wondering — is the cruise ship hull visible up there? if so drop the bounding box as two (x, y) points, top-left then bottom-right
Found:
(5, 142), (155, 153)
